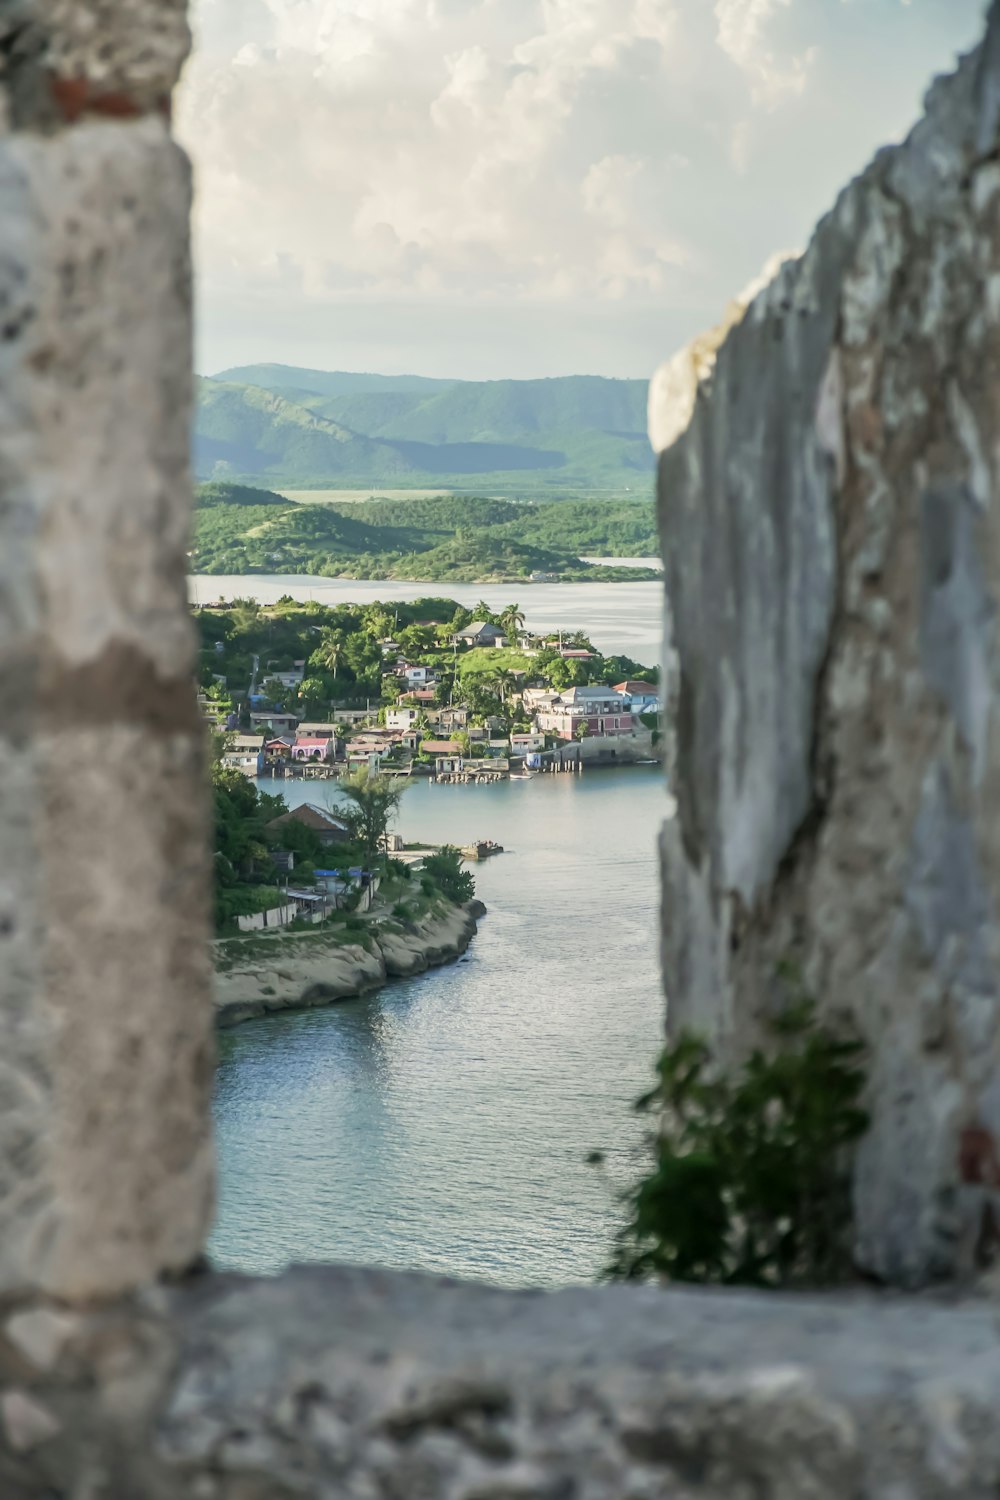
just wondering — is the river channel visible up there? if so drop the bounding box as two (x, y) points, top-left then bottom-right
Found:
(206, 576), (667, 1287)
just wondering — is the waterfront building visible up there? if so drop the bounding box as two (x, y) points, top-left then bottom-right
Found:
(292, 736), (337, 763)
(535, 685), (634, 741)
(613, 681), (659, 715)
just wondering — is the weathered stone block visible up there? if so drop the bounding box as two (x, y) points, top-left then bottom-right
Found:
(5, 1268), (1000, 1497)
(0, 117), (213, 1299)
(0, 0), (190, 130)
(656, 9), (1000, 1285)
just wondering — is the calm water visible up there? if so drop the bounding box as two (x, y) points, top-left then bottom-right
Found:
(211, 768), (666, 1286)
(188, 573), (664, 668)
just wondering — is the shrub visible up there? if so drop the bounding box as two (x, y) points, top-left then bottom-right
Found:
(604, 997), (867, 1288)
(420, 847), (475, 905)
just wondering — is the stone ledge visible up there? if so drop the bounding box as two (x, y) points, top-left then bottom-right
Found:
(4, 1266), (1000, 1496)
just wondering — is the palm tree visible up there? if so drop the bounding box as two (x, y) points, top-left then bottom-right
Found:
(500, 603), (525, 639)
(317, 629), (343, 678)
(472, 600), (497, 625)
(489, 667), (516, 706)
(334, 771), (408, 863)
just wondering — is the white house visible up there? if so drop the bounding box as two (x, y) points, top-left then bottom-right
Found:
(386, 706), (420, 731)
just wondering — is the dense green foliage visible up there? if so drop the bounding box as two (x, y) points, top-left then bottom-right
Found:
(191, 484), (658, 582)
(195, 365), (653, 494)
(605, 1001), (868, 1288)
(419, 847), (475, 905)
(195, 595), (655, 724)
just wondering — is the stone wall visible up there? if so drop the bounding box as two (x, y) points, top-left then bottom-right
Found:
(655, 6), (1000, 1286)
(0, 0), (214, 1300)
(5, 0), (1000, 1494)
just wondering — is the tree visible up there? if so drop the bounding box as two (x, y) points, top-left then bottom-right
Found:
(499, 603), (525, 639)
(334, 771), (407, 863)
(316, 629), (344, 678)
(488, 667), (516, 706)
(574, 720), (590, 742)
(232, 598), (262, 635)
(421, 847), (475, 906)
(471, 600), (498, 625)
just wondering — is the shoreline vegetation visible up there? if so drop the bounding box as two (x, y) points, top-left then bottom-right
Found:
(214, 896), (487, 1027)
(191, 484), (660, 585)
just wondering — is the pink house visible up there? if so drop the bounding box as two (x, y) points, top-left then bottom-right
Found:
(292, 735), (335, 763)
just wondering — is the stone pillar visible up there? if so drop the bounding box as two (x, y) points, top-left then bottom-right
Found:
(656, 6), (1000, 1286)
(0, 0), (214, 1299)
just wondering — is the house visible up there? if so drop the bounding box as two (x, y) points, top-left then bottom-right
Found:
(296, 722), (340, 738)
(522, 687), (559, 713)
(265, 660), (306, 690)
(249, 711), (299, 735)
(558, 648), (596, 661)
(451, 621), (507, 648)
(401, 663), (436, 687)
(386, 706), (419, 731)
(535, 685), (634, 741)
(264, 736), (294, 761)
(511, 730), (545, 753)
(345, 733), (400, 772)
(420, 738), (463, 774)
(330, 708), (373, 727)
(614, 681), (659, 715)
(399, 687), (437, 705)
(292, 735), (336, 763)
(264, 803), (351, 846)
(221, 734), (265, 778)
(437, 705), (470, 730)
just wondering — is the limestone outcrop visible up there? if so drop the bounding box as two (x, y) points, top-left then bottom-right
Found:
(657, 9), (1000, 1286)
(213, 902), (484, 1026)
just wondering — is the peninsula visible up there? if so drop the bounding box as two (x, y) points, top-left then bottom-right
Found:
(197, 595), (660, 782)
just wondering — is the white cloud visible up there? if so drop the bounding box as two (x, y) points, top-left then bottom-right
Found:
(178, 0), (986, 376)
(714, 0), (816, 105)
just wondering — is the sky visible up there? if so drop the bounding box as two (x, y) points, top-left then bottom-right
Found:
(178, 0), (988, 382)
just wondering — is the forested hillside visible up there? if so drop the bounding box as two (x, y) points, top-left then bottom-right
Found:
(197, 365), (654, 495)
(192, 484), (658, 583)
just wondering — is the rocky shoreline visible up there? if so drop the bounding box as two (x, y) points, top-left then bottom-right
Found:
(213, 899), (487, 1027)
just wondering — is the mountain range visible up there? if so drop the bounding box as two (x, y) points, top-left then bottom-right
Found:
(195, 364), (653, 496)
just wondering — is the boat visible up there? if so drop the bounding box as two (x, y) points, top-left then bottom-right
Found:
(509, 771), (535, 780)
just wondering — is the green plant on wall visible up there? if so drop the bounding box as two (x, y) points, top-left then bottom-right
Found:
(602, 995), (868, 1287)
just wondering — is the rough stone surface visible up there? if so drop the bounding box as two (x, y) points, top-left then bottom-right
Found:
(657, 8), (1000, 1286)
(0, 56), (213, 1293)
(213, 902), (484, 1027)
(3, 1269), (1000, 1497)
(0, 1), (190, 130)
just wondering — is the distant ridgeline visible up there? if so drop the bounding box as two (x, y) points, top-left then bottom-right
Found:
(192, 484), (660, 583)
(194, 364), (654, 497)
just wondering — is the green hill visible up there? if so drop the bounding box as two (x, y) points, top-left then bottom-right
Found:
(191, 483), (658, 582)
(196, 366), (653, 496)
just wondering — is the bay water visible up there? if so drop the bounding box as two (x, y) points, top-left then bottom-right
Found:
(205, 576), (667, 1286)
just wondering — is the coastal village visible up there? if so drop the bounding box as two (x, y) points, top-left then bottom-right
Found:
(199, 595), (659, 948)
(198, 598), (661, 786)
